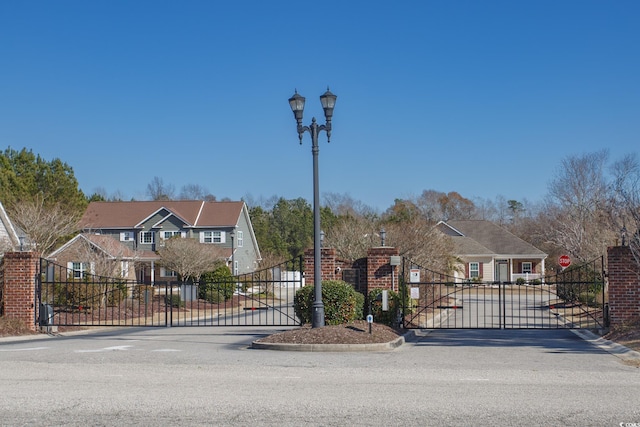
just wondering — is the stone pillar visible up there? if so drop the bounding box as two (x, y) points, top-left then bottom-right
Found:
(2, 251), (39, 331)
(607, 246), (640, 327)
(366, 246), (400, 294)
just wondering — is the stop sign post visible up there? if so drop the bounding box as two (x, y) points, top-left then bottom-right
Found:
(559, 255), (571, 269)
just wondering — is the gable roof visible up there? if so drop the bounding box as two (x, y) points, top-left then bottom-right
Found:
(48, 233), (138, 259)
(79, 201), (245, 229)
(437, 220), (547, 258)
(0, 201), (20, 251)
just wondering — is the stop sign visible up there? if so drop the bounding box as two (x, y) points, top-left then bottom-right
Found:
(559, 255), (571, 268)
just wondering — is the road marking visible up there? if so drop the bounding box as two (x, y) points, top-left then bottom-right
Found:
(152, 349), (182, 352)
(0, 347), (49, 352)
(75, 345), (133, 353)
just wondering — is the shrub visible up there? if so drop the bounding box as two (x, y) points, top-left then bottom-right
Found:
(133, 285), (154, 302)
(516, 277), (526, 285)
(165, 294), (184, 308)
(200, 266), (235, 302)
(294, 280), (364, 325)
(368, 288), (402, 327)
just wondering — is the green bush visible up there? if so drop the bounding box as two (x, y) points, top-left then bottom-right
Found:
(516, 277), (526, 285)
(165, 294), (184, 308)
(294, 280), (364, 325)
(200, 266), (235, 302)
(368, 289), (402, 327)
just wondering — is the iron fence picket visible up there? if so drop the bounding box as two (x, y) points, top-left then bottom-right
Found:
(400, 257), (607, 330)
(36, 257), (304, 328)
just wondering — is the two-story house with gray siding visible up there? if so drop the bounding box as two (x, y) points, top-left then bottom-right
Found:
(49, 200), (261, 283)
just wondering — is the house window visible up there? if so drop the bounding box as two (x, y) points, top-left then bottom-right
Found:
(120, 231), (134, 242)
(200, 230), (223, 244)
(121, 261), (129, 278)
(140, 231), (154, 244)
(70, 262), (90, 279)
(234, 260), (239, 276)
(160, 267), (177, 277)
(162, 231), (184, 240)
(469, 262), (480, 278)
(522, 262), (532, 274)
(237, 230), (243, 248)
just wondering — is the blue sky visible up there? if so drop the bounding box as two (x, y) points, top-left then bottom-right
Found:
(1, 1), (638, 212)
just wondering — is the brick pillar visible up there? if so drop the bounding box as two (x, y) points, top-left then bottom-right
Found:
(304, 247), (338, 285)
(366, 246), (400, 294)
(2, 251), (39, 331)
(607, 246), (640, 327)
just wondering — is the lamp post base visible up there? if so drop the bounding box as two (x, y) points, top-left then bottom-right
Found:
(311, 303), (325, 328)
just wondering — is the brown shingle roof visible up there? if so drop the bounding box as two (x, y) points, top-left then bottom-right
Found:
(79, 201), (244, 229)
(439, 220), (547, 257)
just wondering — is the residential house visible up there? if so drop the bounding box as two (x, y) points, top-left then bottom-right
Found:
(47, 233), (138, 280)
(436, 220), (547, 283)
(48, 200), (261, 283)
(0, 201), (21, 256)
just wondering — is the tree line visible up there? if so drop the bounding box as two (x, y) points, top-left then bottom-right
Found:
(2, 146), (639, 271)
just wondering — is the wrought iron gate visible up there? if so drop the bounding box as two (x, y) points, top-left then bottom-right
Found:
(400, 257), (608, 330)
(36, 257), (304, 328)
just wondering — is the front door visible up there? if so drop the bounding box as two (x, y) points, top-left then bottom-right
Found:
(496, 261), (509, 282)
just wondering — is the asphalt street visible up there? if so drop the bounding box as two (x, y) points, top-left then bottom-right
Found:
(0, 326), (638, 426)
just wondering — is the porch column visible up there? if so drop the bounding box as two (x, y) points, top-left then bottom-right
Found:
(150, 260), (155, 284)
(541, 258), (546, 283)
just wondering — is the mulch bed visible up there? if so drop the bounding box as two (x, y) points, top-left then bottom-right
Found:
(255, 320), (403, 345)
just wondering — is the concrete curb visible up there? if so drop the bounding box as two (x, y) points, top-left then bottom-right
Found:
(571, 329), (640, 363)
(251, 334), (406, 352)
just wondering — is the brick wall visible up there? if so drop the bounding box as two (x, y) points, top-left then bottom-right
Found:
(607, 245), (640, 326)
(304, 246), (400, 294)
(2, 251), (39, 331)
(366, 247), (400, 292)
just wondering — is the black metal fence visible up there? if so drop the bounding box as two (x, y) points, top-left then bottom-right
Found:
(400, 257), (607, 330)
(37, 257), (304, 328)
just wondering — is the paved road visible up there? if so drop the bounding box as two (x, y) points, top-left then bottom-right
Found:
(1, 327), (638, 426)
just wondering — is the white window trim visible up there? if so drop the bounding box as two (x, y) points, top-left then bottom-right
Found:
(120, 231), (134, 242)
(237, 230), (243, 248)
(160, 267), (178, 277)
(200, 230), (226, 244)
(140, 231), (155, 244)
(162, 231), (186, 240)
(522, 262), (532, 274)
(469, 262), (480, 278)
(121, 261), (129, 278)
(68, 261), (94, 279)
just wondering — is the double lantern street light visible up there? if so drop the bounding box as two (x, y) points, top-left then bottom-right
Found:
(288, 88), (337, 328)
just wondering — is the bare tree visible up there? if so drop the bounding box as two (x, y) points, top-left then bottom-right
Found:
(611, 154), (640, 267)
(322, 192), (377, 218)
(157, 237), (225, 282)
(146, 176), (175, 201)
(9, 196), (79, 255)
(179, 184), (215, 201)
(324, 215), (380, 261)
(384, 218), (457, 274)
(541, 150), (616, 263)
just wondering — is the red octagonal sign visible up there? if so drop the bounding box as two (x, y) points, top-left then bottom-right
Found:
(558, 255), (571, 268)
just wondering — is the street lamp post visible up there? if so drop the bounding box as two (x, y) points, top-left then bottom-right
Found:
(288, 88), (337, 328)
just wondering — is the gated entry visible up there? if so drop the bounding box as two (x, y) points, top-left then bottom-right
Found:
(36, 257), (303, 328)
(401, 257), (608, 330)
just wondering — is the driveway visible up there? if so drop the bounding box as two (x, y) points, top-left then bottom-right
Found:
(0, 327), (638, 426)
